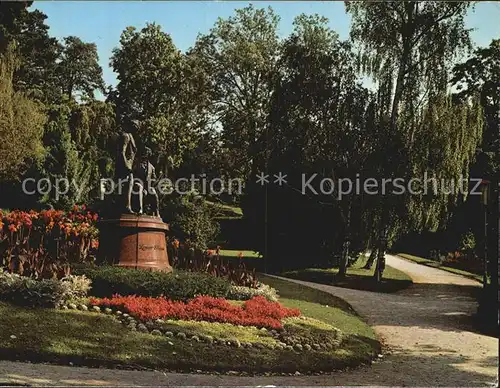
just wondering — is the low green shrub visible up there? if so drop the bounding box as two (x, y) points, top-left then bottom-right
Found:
(228, 283), (279, 302)
(0, 272), (91, 307)
(75, 266), (231, 300)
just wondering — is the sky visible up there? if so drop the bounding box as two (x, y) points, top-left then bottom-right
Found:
(34, 1), (500, 90)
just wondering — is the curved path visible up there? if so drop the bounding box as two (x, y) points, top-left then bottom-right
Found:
(0, 254), (497, 386)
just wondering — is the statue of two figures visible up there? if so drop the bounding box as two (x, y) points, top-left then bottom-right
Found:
(115, 124), (160, 217)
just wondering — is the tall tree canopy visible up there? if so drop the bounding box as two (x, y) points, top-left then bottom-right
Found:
(58, 36), (105, 100)
(191, 5), (280, 180)
(110, 23), (203, 171)
(0, 47), (45, 179)
(346, 1), (483, 249)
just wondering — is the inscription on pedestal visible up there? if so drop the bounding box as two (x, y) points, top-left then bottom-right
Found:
(139, 244), (165, 251)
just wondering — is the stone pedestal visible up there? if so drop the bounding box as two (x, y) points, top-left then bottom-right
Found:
(97, 214), (172, 272)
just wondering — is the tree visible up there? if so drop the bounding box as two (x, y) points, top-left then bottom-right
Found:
(346, 1), (482, 276)
(0, 47), (45, 179)
(191, 5), (280, 180)
(0, 1), (33, 52)
(68, 100), (116, 198)
(241, 14), (376, 272)
(110, 23), (200, 172)
(58, 36), (105, 100)
(347, 1), (472, 129)
(0, 3), (61, 103)
(451, 40), (499, 325)
(453, 39), (500, 179)
(38, 104), (92, 209)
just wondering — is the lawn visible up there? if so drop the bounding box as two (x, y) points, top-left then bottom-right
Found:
(397, 253), (483, 283)
(0, 276), (379, 374)
(219, 249), (262, 259)
(206, 201), (243, 219)
(281, 255), (413, 293)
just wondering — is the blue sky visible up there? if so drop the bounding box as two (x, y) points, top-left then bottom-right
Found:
(35, 1), (500, 89)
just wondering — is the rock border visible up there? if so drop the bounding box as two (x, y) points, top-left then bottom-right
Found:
(61, 302), (343, 354)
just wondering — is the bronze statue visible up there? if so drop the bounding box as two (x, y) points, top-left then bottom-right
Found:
(134, 147), (160, 217)
(116, 123), (137, 213)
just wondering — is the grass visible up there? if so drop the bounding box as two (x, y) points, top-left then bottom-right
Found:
(206, 201), (243, 219)
(219, 249), (262, 259)
(281, 255), (413, 293)
(0, 276), (379, 374)
(259, 274), (377, 341)
(157, 320), (278, 346)
(397, 253), (483, 283)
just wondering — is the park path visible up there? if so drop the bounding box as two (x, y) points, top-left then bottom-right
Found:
(0, 254), (497, 386)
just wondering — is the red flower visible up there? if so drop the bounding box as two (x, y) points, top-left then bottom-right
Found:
(89, 295), (300, 329)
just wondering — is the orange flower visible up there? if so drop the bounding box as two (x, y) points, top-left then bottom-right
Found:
(173, 239), (180, 249)
(8, 224), (17, 233)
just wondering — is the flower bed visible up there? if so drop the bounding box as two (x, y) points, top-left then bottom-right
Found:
(90, 295), (300, 329)
(0, 206), (98, 278)
(169, 242), (258, 288)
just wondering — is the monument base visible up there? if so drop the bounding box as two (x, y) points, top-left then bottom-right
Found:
(97, 214), (172, 272)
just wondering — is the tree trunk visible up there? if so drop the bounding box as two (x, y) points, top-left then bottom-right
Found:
(374, 228), (387, 284)
(364, 247), (378, 269)
(337, 203), (352, 278)
(391, 2), (414, 131)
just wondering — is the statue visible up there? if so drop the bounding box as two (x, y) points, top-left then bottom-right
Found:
(133, 146), (160, 217)
(116, 123), (137, 214)
(99, 123), (171, 272)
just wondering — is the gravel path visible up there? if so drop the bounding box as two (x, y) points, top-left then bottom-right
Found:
(0, 254), (497, 386)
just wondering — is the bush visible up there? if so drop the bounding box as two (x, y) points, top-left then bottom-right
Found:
(90, 295), (300, 329)
(163, 195), (220, 251)
(0, 272), (91, 307)
(76, 266), (231, 301)
(228, 283), (279, 302)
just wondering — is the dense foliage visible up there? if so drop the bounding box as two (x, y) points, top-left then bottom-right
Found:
(0, 272), (90, 307)
(0, 47), (45, 179)
(76, 266), (232, 300)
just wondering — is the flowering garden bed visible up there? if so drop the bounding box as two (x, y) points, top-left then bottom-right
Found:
(0, 274), (380, 374)
(0, 207), (98, 279)
(0, 207), (380, 374)
(89, 295), (300, 329)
